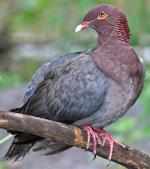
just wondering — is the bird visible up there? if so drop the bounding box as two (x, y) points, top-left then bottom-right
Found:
(5, 4), (144, 162)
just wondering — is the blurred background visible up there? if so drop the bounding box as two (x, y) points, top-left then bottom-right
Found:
(0, 0), (150, 169)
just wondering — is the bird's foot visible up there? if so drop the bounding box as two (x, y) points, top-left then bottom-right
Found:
(97, 128), (126, 161)
(83, 125), (102, 159)
(83, 125), (126, 161)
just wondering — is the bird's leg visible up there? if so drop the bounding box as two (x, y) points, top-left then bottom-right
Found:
(83, 126), (126, 161)
(97, 128), (126, 161)
(83, 125), (101, 158)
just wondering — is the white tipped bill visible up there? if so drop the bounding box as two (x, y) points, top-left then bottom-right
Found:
(75, 24), (82, 32)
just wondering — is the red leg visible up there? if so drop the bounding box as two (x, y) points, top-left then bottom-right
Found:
(83, 125), (126, 161)
(97, 128), (126, 161)
(83, 126), (101, 156)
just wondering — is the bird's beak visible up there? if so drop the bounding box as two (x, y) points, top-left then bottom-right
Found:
(75, 21), (89, 32)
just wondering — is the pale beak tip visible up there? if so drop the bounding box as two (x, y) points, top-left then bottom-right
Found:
(75, 24), (82, 32)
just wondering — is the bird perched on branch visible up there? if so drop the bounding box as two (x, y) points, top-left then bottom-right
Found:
(5, 4), (144, 161)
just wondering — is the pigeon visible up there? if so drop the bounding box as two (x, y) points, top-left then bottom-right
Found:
(5, 4), (144, 161)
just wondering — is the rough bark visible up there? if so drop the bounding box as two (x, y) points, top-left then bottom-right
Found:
(0, 111), (150, 169)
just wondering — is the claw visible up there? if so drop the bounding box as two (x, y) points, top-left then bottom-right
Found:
(99, 144), (104, 149)
(83, 125), (101, 159)
(92, 153), (97, 161)
(106, 160), (111, 167)
(97, 128), (126, 161)
(83, 126), (126, 162)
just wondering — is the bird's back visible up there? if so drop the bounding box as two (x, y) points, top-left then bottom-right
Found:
(22, 51), (109, 124)
(23, 51), (91, 104)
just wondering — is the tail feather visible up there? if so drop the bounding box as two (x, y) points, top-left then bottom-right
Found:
(5, 139), (71, 160)
(5, 107), (71, 160)
(4, 140), (35, 161)
(5, 107), (38, 160)
(33, 139), (72, 155)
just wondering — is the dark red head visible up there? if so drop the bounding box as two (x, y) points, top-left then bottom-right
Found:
(75, 4), (131, 43)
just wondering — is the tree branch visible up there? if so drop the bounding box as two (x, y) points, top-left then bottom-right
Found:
(0, 111), (150, 169)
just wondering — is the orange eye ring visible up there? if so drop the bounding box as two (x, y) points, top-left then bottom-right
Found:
(98, 11), (108, 20)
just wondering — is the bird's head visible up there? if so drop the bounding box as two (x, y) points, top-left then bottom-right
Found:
(75, 4), (131, 43)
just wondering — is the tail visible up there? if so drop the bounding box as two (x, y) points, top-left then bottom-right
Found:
(4, 137), (35, 161)
(5, 136), (72, 160)
(4, 107), (40, 161)
(5, 108), (71, 160)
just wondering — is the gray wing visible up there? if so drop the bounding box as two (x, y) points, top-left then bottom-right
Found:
(22, 51), (109, 124)
(23, 62), (51, 104)
(22, 51), (91, 104)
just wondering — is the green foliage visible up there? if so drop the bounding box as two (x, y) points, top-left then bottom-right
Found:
(16, 58), (43, 81)
(0, 162), (7, 169)
(107, 117), (135, 143)
(0, 71), (24, 90)
(139, 65), (150, 134)
(0, 58), (43, 90)
(140, 67), (150, 118)
(108, 117), (136, 133)
(107, 116), (150, 144)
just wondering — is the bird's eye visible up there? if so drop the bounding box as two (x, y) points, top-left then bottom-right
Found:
(98, 11), (108, 20)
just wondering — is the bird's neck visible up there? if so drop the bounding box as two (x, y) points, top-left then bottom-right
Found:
(97, 16), (131, 45)
(92, 39), (144, 93)
(97, 29), (130, 46)
(114, 15), (131, 44)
